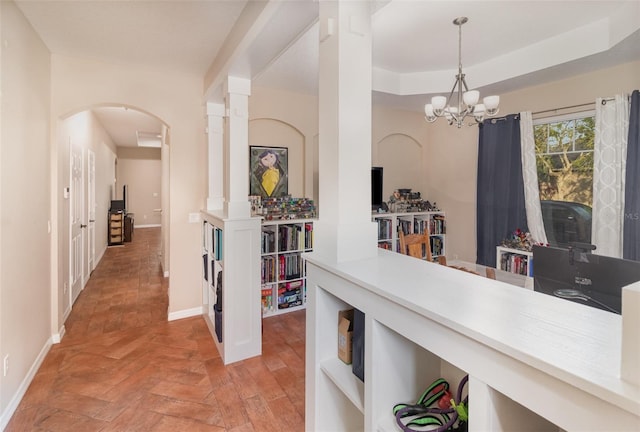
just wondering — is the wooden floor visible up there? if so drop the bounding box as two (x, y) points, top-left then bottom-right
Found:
(6, 227), (306, 432)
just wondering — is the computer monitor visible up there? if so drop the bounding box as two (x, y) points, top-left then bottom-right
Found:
(532, 244), (640, 314)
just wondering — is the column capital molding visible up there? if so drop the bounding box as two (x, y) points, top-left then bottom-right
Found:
(224, 76), (251, 97)
(206, 102), (225, 117)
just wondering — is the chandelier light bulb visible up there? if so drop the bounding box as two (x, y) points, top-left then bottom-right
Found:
(483, 95), (500, 114)
(424, 104), (437, 122)
(463, 90), (479, 107)
(431, 96), (447, 111)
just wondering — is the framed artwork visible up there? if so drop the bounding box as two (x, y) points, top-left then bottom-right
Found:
(249, 146), (288, 198)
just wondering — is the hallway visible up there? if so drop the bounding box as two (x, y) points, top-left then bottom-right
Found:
(6, 227), (306, 431)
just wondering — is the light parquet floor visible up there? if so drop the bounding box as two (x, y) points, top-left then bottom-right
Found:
(6, 227), (306, 432)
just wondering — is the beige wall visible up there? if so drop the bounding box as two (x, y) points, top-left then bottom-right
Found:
(116, 147), (162, 227)
(0, 0), (51, 421)
(50, 54), (206, 320)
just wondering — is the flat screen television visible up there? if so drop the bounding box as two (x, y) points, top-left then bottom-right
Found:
(532, 244), (640, 314)
(371, 167), (383, 211)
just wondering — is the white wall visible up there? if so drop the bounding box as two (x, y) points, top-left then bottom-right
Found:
(116, 147), (162, 227)
(0, 0), (52, 424)
(50, 54), (206, 320)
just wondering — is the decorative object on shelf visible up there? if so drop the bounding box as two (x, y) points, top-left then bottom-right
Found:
(424, 17), (500, 128)
(500, 228), (538, 252)
(253, 195), (316, 220)
(386, 188), (439, 213)
(249, 146), (288, 198)
(393, 375), (469, 432)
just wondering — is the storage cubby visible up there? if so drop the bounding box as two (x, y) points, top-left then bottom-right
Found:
(261, 219), (314, 316)
(496, 246), (533, 277)
(311, 286), (364, 431)
(370, 320), (466, 432)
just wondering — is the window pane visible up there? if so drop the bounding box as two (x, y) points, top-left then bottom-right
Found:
(535, 114), (594, 248)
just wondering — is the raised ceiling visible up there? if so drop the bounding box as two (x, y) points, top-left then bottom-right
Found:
(15, 0), (640, 142)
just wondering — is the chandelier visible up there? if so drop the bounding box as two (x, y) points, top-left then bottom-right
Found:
(424, 17), (500, 128)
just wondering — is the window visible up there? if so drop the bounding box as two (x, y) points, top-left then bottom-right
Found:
(534, 112), (595, 247)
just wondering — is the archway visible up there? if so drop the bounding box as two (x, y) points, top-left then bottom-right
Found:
(52, 103), (170, 338)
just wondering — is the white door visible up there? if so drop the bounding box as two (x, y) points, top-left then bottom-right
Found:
(70, 141), (84, 304)
(87, 149), (96, 274)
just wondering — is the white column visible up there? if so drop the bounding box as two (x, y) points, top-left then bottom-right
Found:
(315, 0), (378, 263)
(223, 77), (252, 219)
(206, 102), (225, 211)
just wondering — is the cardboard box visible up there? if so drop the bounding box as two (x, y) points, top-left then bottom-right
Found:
(338, 309), (354, 364)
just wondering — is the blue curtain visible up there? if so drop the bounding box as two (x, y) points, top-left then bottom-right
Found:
(623, 90), (640, 260)
(477, 114), (528, 267)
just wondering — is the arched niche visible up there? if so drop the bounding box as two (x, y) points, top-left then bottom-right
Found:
(374, 133), (424, 201)
(249, 118), (306, 198)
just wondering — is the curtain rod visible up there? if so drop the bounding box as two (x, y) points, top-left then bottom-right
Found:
(532, 97), (616, 116)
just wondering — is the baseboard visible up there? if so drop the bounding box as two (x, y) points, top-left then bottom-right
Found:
(163, 271), (169, 278)
(0, 338), (52, 430)
(135, 224), (161, 228)
(168, 306), (203, 321)
(51, 325), (66, 344)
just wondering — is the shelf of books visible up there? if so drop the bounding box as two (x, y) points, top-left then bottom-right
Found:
(372, 211), (446, 261)
(496, 246), (534, 277)
(261, 219), (314, 317)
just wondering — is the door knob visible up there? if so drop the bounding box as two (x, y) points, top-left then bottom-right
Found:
(81, 224), (87, 228)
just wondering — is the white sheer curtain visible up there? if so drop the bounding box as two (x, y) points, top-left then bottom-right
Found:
(519, 111), (548, 245)
(592, 95), (629, 258)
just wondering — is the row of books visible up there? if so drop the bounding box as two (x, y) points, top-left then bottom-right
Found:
(261, 280), (305, 313)
(261, 224), (314, 254)
(500, 252), (530, 276)
(377, 219), (393, 240)
(430, 236), (445, 257)
(202, 223), (223, 261)
(377, 241), (393, 250)
(430, 215), (446, 235)
(375, 215), (446, 238)
(261, 254), (303, 283)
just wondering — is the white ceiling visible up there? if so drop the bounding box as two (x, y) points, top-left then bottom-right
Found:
(15, 0), (640, 145)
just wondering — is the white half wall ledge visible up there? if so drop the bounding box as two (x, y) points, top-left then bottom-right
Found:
(168, 307), (203, 321)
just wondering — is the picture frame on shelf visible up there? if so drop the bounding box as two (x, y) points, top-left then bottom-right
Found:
(249, 146), (288, 198)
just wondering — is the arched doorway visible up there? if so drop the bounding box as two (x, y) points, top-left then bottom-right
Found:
(54, 104), (170, 333)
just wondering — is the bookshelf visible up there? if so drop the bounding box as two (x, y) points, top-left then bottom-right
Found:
(305, 250), (639, 432)
(201, 211), (262, 364)
(260, 219), (314, 316)
(372, 211), (445, 261)
(496, 246), (534, 277)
